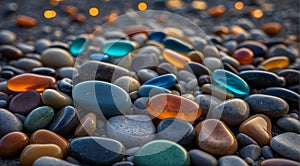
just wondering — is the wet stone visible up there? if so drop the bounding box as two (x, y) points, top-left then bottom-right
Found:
(218, 155), (248, 166)
(0, 131), (29, 157)
(195, 94), (222, 117)
(277, 116), (300, 134)
(42, 89), (73, 109)
(262, 22), (281, 35)
(102, 40), (135, 57)
(238, 40), (268, 57)
(162, 49), (191, 69)
(163, 37), (193, 53)
(203, 57), (222, 71)
(0, 45), (24, 59)
(14, 58), (42, 71)
(113, 76), (140, 93)
(31, 67), (56, 76)
(221, 56), (240, 69)
(33, 156), (78, 166)
(24, 106), (55, 132)
(0, 108), (23, 137)
(34, 39), (51, 54)
(16, 15), (37, 28)
(143, 74), (177, 89)
(16, 43), (34, 54)
(132, 53), (159, 72)
(41, 48), (74, 68)
(58, 78), (73, 95)
(261, 146), (274, 159)
(69, 37), (89, 56)
(90, 53), (109, 62)
(232, 48), (254, 65)
(268, 44), (297, 62)
(260, 56), (289, 71)
(263, 87), (300, 108)
(148, 31), (166, 42)
(9, 90), (42, 115)
(277, 69), (300, 86)
(2, 65), (25, 75)
(237, 133), (258, 148)
(240, 144), (261, 161)
(188, 149), (217, 166)
(58, 67), (78, 79)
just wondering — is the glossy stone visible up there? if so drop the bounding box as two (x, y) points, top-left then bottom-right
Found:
(16, 15), (37, 28)
(239, 114), (272, 146)
(124, 25), (150, 36)
(90, 53), (110, 62)
(24, 106), (55, 132)
(184, 62), (211, 77)
(207, 5), (226, 17)
(31, 67), (56, 76)
(260, 56), (289, 70)
(9, 90), (42, 115)
(30, 129), (69, 157)
(137, 69), (159, 83)
(33, 156), (78, 166)
(212, 69), (250, 98)
(238, 40), (267, 57)
(278, 69), (300, 86)
(57, 67), (77, 79)
(20, 144), (63, 166)
(277, 116), (300, 134)
(163, 49), (191, 69)
(7, 73), (56, 92)
(146, 93), (201, 122)
(148, 31), (166, 42)
(69, 137), (124, 165)
(134, 140), (190, 166)
(74, 113), (97, 137)
(102, 40), (135, 57)
(0, 108), (23, 137)
(0, 132), (29, 157)
(0, 45), (23, 59)
(260, 158), (300, 166)
(240, 144), (261, 160)
(196, 119), (237, 155)
(14, 58), (42, 71)
(163, 37), (193, 53)
(143, 74), (177, 89)
(188, 149), (217, 166)
(237, 133), (258, 148)
(69, 37), (89, 56)
(42, 89), (73, 109)
(0, 30), (16, 44)
(232, 48), (254, 65)
(263, 87), (300, 108)
(138, 85), (171, 97)
(188, 51), (204, 63)
(41, 48), (74, 68)
(262, 22), (281, 35)
(218, 155), (248, 166)
(195, 94), (222, 117)
(58, 78), (73, 95)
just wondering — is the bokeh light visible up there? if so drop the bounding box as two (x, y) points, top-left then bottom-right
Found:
(89, 7), (99, 16)
(251, 9), (263, 19)
(191, 1), (207, 10)
(234, 1), (244, 10)
(44, 10), (57, 19)
(138, 2), (148, 11)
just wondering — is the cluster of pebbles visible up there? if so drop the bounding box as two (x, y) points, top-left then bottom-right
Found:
(0, 10), (299, 166)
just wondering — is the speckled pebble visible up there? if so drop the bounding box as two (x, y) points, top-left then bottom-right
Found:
(218, 155), (248, 166)
(0, 108), (23, 137)
(240, 144), (261, 160)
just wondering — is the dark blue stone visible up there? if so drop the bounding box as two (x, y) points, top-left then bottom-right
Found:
(138, 85), (171, 97)
(263, 87), (300, 109)
(31, 67), (56, 76)
(148, 31), (166, 42)
(90, 53), (109, 62)
(238, 40), (267, 57)
(58, 78), (73, 96)
(163, 37), (193, 53)
(143, 74), (177, 89)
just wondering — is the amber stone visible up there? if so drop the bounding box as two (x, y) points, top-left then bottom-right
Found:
(232, 48), (254, 65)
(0, 132), (29, 157)
(260, 158), (300, 166)
(20, 144), (63, 166)
(72, 13), (86, 23)
(30, 129), (69, 157)
(164, 27), (184, 37)
(162, 49), (191, 69)
(7, 73), (56, 92)
(262, 22), (282, 35)
(146, 93), (201, 122)
(64, 5), (77, 15)
(239, 114), (272, 146)
(260, 56), (289, 71)
(74, 113), (97, 137)
(207, 5), (226, 17)
(124, 25), (150, 36)
(230, 25), (245, 35)
(16, 15), (37, 28)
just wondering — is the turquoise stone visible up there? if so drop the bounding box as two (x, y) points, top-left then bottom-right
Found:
(69, 37), (89, 56)
(24, 106), (55, 132)
(143, 74), (177, 89)
(163, 37), (193, 53)
(212, 69), (250, 98)
(102, 40), (135, 57)
(134, 140), (190, 166)
(90, 53), (109, 62)
(148, 31), (166, 42)
(72, 81), (132, 117)
(138, 85), (171, 97)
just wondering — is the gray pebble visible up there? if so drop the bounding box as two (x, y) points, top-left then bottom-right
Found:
(237, 133), (258, 148)
(262, 146), (274, 159)
(157, 63), (177, 75)
(137, 69), (158, 83)
(195, 94), (222, 117)
(240, 144), (261, 161)
(14, 58), (42, 71)
(113, 76), (140, 93)
(0, 108), (23, 137)
(132, 53), (159, 72)
(178, 70), (196, 82)
(218, 155), (248, 166)
(277, 116), (300, 133)
(34, 39), (51, 54)
(58, 67), (78, 79)
(33, 156), (78, 166)
(0, 30), (16, 44)
(189, 149), (218, 166)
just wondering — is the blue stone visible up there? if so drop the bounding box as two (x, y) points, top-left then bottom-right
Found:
(148, 31), (166, 42)
(102, 40), (135, 57)
(69, 37), (89, 56)
(90, 53), (109, 62)
(138, 85), (171, 97)
(212, 69), (250, 98)
(143, 74), (177, 89)
(163, 37), (193, 53)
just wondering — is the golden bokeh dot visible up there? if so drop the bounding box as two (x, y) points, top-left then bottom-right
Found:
(44, 10), (57, 19)
(89, 7), (99, 16)
(138, 2), (148, 11)
(252, 9), (263, 19)
(191, 1), (207, 10)
(234, 1), (244, 10)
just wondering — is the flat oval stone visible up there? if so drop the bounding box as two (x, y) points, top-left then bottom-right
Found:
(24, 106), (55, 132)
(209, 99), (249, 126)
(57, 67), (78, 79)
(232, 48), (254, 65)
(9, 90), (42, 115)
(134, 140), (190, 166)
(0, 30), (16, 44)
(218, 155), (248, 166)
(188, 149), (217, 166)
(143, 74), (177, 89)
(147, 93), (201, 122)
(278, 69), (300, 86)
(212, 69), (250, 98)
(7, 73), (56, 92)
(42, 89), (73, 109)
(74, 113), (97, 137)
(195, 119), (238, 155)
(14, 58), (42, 71)
(0, 108), (23, 137)
(148, 31), (166, 42)
(239, 114), (272, 146)
(31, 67), (56, 76)
(69, 37), (89, 56)
(90, 53), (109, 62)
(69, 137), (124, 165)
(102, 40), (135, 57)
(41, 48), (74, 68)
(239, 70), (286, 88)
(0, 45), (24, 59)
(268, 44), (297, 62)
(33, 156), (78, 166)
(113, 76), (140, 93)
(124, 25), (150, 36)
(201, 84), (235, 100)
(0, 131), (29, 157)
(260, 158), (300, 166)
(260, 56), (289, 71)
(195, 94), (222, 117)
(73, 80), (132, 117)
(245, 94), (289, 118)
(107, 115), (156, 147)
(20, 144), (63, 166)
(138, 85), (171, 97)
(162, 49), (191, 69)
(184, 62), (211, 77)
(137, 69), (159, 83)
(163, 37), (193, 53)
(263, 87), (300, 108)
(238, 40), (267, 57)
(277, 116), (300, 134)
(34, 39), (51, 54)
(270, 132), (300, 162)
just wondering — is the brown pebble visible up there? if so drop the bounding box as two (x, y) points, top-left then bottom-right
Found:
(207, 5), (226, 17)
(0, 45), (24, 59)
(72, 13), (86, 23)
(16, 15), (37, 28)
(9, 90), (42, 115)
(103, 11), (118, 24)
(0, 132), (29, 157)
(64, 5), (77, 15)
(260, 158), (300, 166)
(262, 22), (281, 35)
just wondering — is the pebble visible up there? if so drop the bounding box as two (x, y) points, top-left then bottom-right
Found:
(42, 89), (73, 109)
(33, 156), (78, 166)
(207, 5), (226, 17)
(0, 92), (10, 103)
(277, 116), (300, 133)
(102, 40), (135, 57)
(132, 53), (159, 72)
(196, 119), (238, 155)
(260, 158), (300, 166)
(107, 115), (156, 147)
(0, 108), (23, 137)
(31, 67), (56, 76)
(0, 30), (16, 44)
(41, 48), (74, 68)
(239, 114), (272, 146)
(7, 73), (56, 92)
(134, 140), (190, 166)
(260, 56), (289, 71)
(24, 106), (55, 132)
(261, 146), (274, 159)
(184, 62), (211, 77)
(34, 39), (51, 54)
(238, 40), (268, 57)
(14, 58), (42, 71)
(157, 63), (177, 75)
(221, 56), (240, 69)
(203, 57), (222, 71)
(58, 78), (73, 95)
(9, 90), (42, 115)
(240, 144), (261, 160)
(209, 99), (249, 126)
(195, 94), (222, 117)
(69, 37), (89, 56)
(16, 15), (37, 28)
(74, 113), (97, 137)
(218, 155), (248, 166)
(262, 22), (281, 35)
(57, 67), (77, 79)
(244, 94), (289, 118)
(0, 131), (29, 157)
(277, 69), (300, 86)
(124, 25), (150, 37)
(188, 51), (204, 63)
(236, 133), (258, 148)
(201, 84), (235, 99)
(162, 49), (191, 69)
(113, 161), (135, 166)
(178, 70), (197, 82)
(20, 144), (63, 166)
(113, 76), (140, 93)
(148, 31), (166, 42)
(143, 74), (177, 89)
(263, 87), (300, 108)
(163, 37), (193, 52)
(0, 44), (24, 59)
(16, 43), (34, 54)
(232, 48), (254, 65)
(138, 85), (171, 97)
(270, 132), (300, 161)
(137, 69), (159, 83)
(188, 149), (218, 166)
(69, 137), (124, 165)
(268, 44), (297, 62)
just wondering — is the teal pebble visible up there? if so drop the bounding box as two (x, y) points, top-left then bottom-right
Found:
(134, 140), (190, 166)
(212, 69), (250, 98)
(24, 106), (54, 132)
(90, 53), (109, 62)
(138, 85), (171, 97)
(69, 37), (89, 56)
(143, 74), (177, 89)
(163, 37), (193, 53)
(102, 40), (135, 57)
(148, 31), (166, 42)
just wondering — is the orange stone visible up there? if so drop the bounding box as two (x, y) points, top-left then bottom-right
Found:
(207, 5), (226, 17)
(262, 22), (281, 35)
(7, 73), (56, 92)
(232, 48), (254, 65)
(16, 15), (37, 28)
(124, 25), (150, 37)
(30, 129), (69, 157)
(195, 119), (238, 155)
(20, 144), (63, 166)
(146, 93), (201, 122)
(260, 56), (289, 71)
(230, 25), (246, 35)
(0, 132), (29, 157)
(162, 49), (191, 69)
(239, 114), (272, 146)
(64, 5), (78, 15)
(103, 11), (118, 24)
(164, 27), (184, 37)
(72, 13), (86, 23)
(75, 113), (97, 137)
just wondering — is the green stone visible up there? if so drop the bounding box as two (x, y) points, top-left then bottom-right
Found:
(102, 40), (135, 57)
(69, 37), (89, 56)
(134, 140), (190, 166)
(24, 106), (54, 132)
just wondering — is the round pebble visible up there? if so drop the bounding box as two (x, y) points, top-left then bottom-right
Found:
(0, 108), (23, 137)
(33, 156), (78, 166)
(113, 76), (140, 93)
(240, 144), (261, 160)
(218, 155), (248, 166)
(41, 48), (74, 68)
(9, 90), (42, 115)
(0, 131), (29, 157)
(42, 89), (73, 109)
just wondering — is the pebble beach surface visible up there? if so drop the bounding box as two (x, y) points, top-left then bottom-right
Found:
(0, 0), (299, 166)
